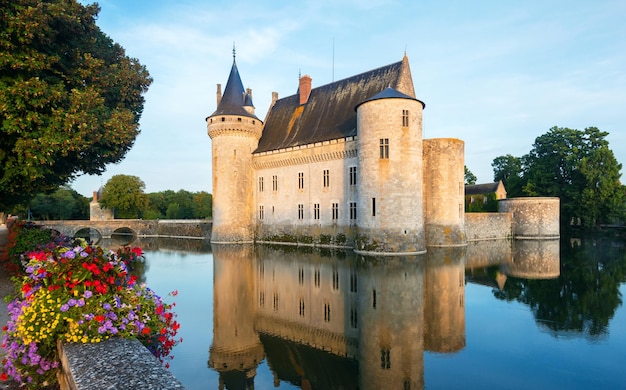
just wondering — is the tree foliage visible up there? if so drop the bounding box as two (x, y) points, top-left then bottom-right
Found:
(491, 154), (524, 197)
(99, 174), (148, 219)
(492, 126), (625, 229)
(0, 0), (152, 210)
(29, 186), (89, 220)
(464, 165), (477, 185)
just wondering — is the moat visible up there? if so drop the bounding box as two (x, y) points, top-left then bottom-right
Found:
(116, 236), (626, 389)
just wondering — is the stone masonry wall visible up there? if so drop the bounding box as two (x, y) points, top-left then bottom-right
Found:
(465, 212), (512, 241)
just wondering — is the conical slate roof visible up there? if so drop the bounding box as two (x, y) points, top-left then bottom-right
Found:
(210, 59), (259, 119)
(355, 86), (423, 111)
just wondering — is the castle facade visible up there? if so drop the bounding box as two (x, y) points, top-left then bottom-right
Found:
(206, 54), (558, 254)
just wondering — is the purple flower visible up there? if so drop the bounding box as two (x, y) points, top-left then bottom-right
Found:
(83, 290), (93, 299)
(60, 304), (69, 312)
(80, 251), (88, 258)
(68, 299), (77, 307)
(77, 298), (85, 307)
(103, 303), (112, 311)
(63, 251), (76, 259)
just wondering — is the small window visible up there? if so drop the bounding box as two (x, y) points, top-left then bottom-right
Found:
(299, 298), (305, 317)
(379, 138), (389, 159)
(259, 205), (264, 220)
(402, 109), (409, 127)
(314, 269), (320, 288)
(299, 267), (304, 285)
(237, 117), (242, 122)
(258, 177), (264, 192)
(349, 167), (357, 186)
(273, 292), (279, 312)
(323, 169), (330, 188)
(372, 289), (377, 309)
(298, 204), (304, 220)
(314, 203), (320, 220)
(324, 302), (331, 322)
(332, 203), (339, 220)
(332, 267), (339, 290)
(298, 172), (304, 189)
(372, 198), (376, 217)
(350, 307), (358, 328)
(380, 348), (390, 369)
(350, 202), (357, 220)
(272, 175), (278, 191)
(259, 291), (265, 308)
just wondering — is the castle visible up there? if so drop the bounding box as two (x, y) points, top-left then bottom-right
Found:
(206, 52), (559, 254)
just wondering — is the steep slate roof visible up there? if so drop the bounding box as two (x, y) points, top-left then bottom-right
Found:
(210, 59), (259, 120)
(465, 182), (502, 196)
(255, 55), (418, 153)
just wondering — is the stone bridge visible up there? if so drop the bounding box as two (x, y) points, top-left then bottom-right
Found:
(36, 220), (212, 240)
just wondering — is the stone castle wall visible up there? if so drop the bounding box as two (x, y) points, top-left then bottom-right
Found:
(465, 212), (512, 241)
(499, 197), (560, 239)
(423, 138), (466, 246)
(253, 137), (358, 247)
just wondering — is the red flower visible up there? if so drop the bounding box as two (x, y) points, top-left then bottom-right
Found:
(131, 247), (143, 256)
(21, 284), (31, 293)
(1, 372), (8, 381)
(142, 327), (151, 335)
(94, 315), (105, 322)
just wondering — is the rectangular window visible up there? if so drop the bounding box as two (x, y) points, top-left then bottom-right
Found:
(324, 302), (331, 322)
(380, 348), (391, 369)
(273, 292), (279, 312)
(349, 167), (357, 186)
(323, 169), (330, 188)
(258, 177), (264, 192)
(332, 267), (339, 290)
(372, 289), (377, 309)
(379, 138), (389, 159)
(272, 175), (278, 191)
(314, 203), (320, 220)
(350, 202), (357, 220)
(314, 269), (320, 288)
(372, 198), (376, 217)
(332, 203), (339, 220)
(402, 109), (409, 127)
(298, 204), (304, 220)
(299, 298), (305, 317)
(259, 291), (265, 308)
(298, 172), (304, 189)
(259, 205), (264, 220)
(350, 270), (357, 293)
(299, 267), (304, 285)
(350, 307), (358, 329)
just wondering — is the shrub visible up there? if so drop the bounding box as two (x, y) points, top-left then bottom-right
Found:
(1, 238), (181, 389)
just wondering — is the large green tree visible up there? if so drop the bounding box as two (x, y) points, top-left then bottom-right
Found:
(99, 174), (148, 219)
(495, 126), (624, 229)
(29, 185), (89, 220)
(491, 154), (524, 197)
(0, 0), (152, 210)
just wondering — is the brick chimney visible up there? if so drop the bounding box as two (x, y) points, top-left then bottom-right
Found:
(216, 83), (222, 106)
(299, 75), (312, 105)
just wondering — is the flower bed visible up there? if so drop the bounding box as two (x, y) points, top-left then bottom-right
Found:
(1, 230), (181, 389)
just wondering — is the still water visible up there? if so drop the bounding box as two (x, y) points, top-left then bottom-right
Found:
(120, 237), (626, 389)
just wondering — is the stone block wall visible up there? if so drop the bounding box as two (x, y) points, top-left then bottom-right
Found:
(465, 212), (512, 241)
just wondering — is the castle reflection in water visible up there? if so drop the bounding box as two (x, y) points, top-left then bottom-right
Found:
(207, 239), (559, 390)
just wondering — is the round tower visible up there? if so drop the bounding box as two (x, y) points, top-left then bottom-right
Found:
(355, 88), (426, 254)
(206, 53), (263, 243)
(423, 138), (466, 246)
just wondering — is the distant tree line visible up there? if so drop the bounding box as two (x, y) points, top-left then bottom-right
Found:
(7, 174), (212, 220)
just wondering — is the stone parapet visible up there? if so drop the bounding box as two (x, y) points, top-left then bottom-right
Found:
(57, 338), (184, 390)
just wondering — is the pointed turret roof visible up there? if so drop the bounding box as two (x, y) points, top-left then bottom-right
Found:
(210, 55), (259, 119)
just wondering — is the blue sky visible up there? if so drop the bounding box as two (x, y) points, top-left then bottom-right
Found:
(71, 0), (626, 197)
